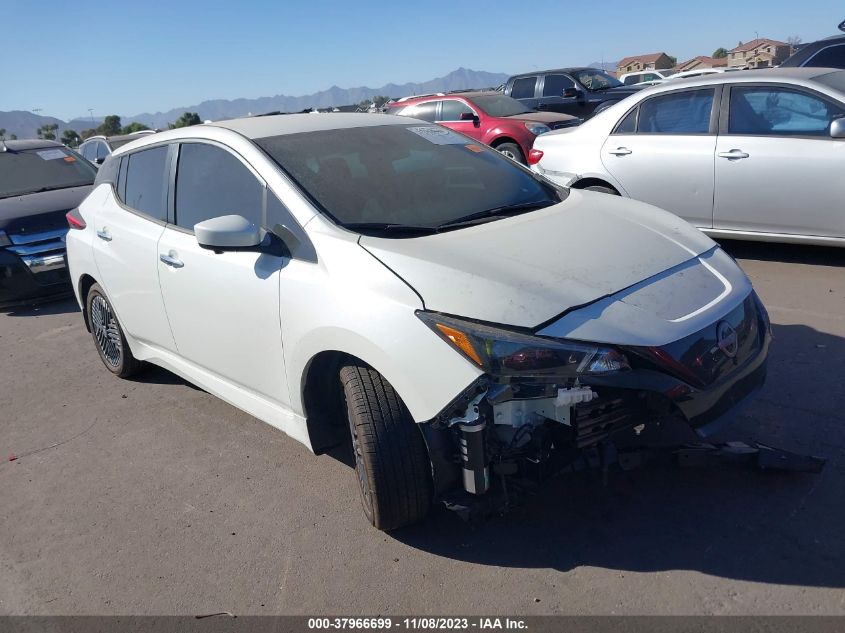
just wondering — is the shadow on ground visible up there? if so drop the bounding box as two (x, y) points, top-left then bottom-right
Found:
(3, 295), (79, 317)
(388, 322), (845, 589)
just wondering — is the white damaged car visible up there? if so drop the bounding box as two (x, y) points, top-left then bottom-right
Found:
(66, 113), (771, 530)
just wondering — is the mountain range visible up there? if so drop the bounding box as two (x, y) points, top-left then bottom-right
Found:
(1, 68), (509, 138)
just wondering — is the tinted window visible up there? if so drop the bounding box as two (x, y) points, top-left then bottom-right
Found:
(614, 108), (638, 134)
(96, 142), (108, 160)
(572, 69), (623, 90)
(175, 143), (263, 230)
(623, 75), (641, 86)
(0, 146), (96, 199)
(729, 87), (844, 136)
(543, 74), (575, 96)
(255, 125), (562, 234)
(511, 76), (537, 99)
(806, 44), (845, 69)
(472, 95), (532, 117)
(638, 89), (714, 134)
(80, 142), (96, 161)
(400, 101), (437, 122)
(439, 100), (474, 121)
(123, 146), (168, 220)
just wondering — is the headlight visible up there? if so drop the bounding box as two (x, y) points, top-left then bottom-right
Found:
(0, 230), (10, 247)
(417, 311), (630, 378)
(524, 122), (551, 136)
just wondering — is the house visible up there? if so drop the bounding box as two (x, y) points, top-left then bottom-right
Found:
(674, 55), (728, 72)
(727, 39), (792, 68)
(616, 52), (674, 75)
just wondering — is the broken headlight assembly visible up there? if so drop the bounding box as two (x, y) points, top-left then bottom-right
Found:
(416, 311), (630, 378)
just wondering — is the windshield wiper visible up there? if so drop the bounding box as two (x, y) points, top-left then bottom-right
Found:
(343, 222), (439, 236)
(437, 200), (556, 229)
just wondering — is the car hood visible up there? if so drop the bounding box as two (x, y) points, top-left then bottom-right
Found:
(0, 185), (92, 232)
(506, 111), (577, 124)
(359, 190), (717, 329)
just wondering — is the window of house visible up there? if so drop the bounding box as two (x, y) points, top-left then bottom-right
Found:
(175, 143), (263, 230)
(122, 146), (168, 220)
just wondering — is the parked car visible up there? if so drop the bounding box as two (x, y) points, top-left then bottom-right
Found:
(530, 68), (845, 246)
(66, 113), (770, 530)
(781, 21), (845, 69)
(667, 68), (741, 81)
(0, 139), (96, 306)
(79, 131), (156, 166)
(619, 69), (676, 85)
(503, 67), (643, 119)
(386, 91), (578, 164)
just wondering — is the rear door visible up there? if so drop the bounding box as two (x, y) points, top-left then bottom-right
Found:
(91, 145), (176, 350)
(509, 75), (540, 111)
(600, 87), (719, 228)
(713, 84), (845, 237)
(156, 141), (290, 406)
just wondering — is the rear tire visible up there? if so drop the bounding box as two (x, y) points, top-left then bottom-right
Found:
(340, 362), (432, 530)
(86, 283), (141, 378)
(494, 142), (526, 165)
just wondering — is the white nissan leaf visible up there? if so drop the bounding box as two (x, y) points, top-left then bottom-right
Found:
(65, 113), (771, 530)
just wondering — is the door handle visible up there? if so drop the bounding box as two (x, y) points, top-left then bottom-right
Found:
(608, 147), (632, 156)
(718, 149), (749, 159)
(159, 253), (184, 268)
(96, 228), (112, 241)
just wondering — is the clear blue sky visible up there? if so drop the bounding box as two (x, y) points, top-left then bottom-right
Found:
(1, 0), (840, 120)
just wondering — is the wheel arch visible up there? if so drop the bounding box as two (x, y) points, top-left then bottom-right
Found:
(571, 177), (620, 194)
(78, 273), (98, 332)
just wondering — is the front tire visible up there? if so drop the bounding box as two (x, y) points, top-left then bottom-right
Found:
(494, 142), (526, 165)
(340, 362), (432, 530)
(86, 283), (141, 378)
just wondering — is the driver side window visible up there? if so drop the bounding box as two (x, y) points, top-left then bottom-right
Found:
(174, 143), (264, 231)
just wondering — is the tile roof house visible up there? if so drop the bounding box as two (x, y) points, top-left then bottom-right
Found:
(616, 52), (675, 75)
(727, 39), (792, 68)
(674, 55), (728, 72)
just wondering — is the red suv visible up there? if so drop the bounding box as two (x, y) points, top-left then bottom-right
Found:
(386, 91), (578, 164)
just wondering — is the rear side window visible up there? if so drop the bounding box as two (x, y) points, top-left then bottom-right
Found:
(729, 87), (845, 136)
(543, 74), (575, 96)
(399, 101), (437, 122)
(637, 89), (715, 134)
(123, 146), (168, 220)
(614, 108), (638, 134)
(510, 76), (537, 99)
(806, 44), (845, 69)
(175, 143), (263, 231)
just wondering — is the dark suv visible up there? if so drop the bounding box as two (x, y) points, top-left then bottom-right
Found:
(503, 67), (643, 119)
(781, 21), (845, 69)
(0, 140), (95, 306)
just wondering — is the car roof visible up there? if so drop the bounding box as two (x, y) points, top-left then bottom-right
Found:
(1, 139), (63, 151)
(509, 67), (595, 78)
(640, 67), (843, 90)
(207, 112), (412, 139)
(391, 91), (502, 105)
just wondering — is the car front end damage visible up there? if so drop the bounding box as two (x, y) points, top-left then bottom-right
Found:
(416, 290), (820, 517)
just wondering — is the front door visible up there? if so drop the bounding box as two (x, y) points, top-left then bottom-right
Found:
(435, 99), (483, 142)
(537, 74), (585, 116)
(156, 141), (290, 406)
(600, 87), (718, 229)
(713, 84), (845, 238)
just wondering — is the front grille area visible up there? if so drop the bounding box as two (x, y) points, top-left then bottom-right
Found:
(5, 227), (69, 284)
(573, 396), (643, 448)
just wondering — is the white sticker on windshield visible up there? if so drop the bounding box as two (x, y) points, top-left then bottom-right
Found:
(407, 126), (467, 145)
(36, 149), (67, 161)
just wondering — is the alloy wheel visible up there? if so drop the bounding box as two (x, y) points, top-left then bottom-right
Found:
(90, 294), (122, 368)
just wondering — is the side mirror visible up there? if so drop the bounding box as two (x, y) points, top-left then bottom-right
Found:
(195, 215), (262, 251)
(459, 112), (479, 123)
(93, 157), (105, 165)
(831, 117), (845, 139)
(562, 88), (582, 99)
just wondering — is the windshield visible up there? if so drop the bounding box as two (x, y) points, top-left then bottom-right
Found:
(471, 95), (533, 117)
(0, 147), (96, 199)
(256, 124), (561, 235)
(573, 69), (623, 90)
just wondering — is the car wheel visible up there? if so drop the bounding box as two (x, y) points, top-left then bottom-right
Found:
(495, 142), (526, 165)
(583, 185), (619, 195)
(340, 361), (432, 530)
(86, 283), (141, 378)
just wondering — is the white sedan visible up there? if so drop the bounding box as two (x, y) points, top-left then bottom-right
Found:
(531, 68), (845, 246)
(66, 113), (770, 530)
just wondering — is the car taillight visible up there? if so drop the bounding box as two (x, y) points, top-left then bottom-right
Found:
(66, 208), (86, 230)
(527, 149), (544, 165)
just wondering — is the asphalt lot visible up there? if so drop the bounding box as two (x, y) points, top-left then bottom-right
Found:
(1, 240), (844, 616)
